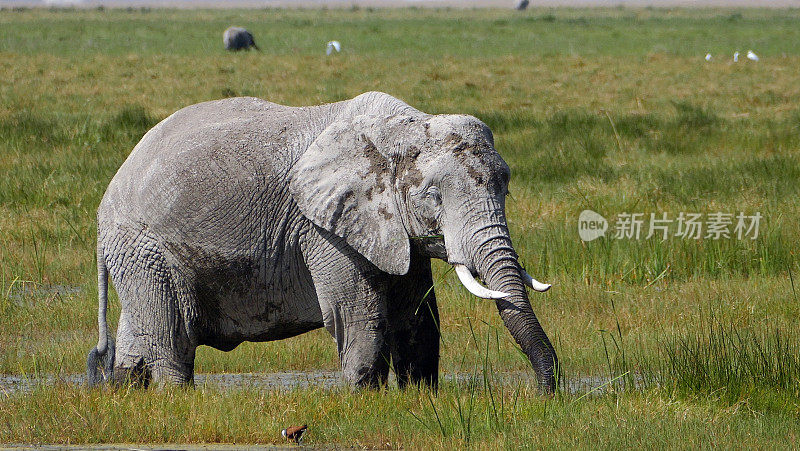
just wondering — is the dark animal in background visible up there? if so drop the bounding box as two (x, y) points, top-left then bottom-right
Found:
(515, 0), (530, 10)
(223, 26), (259, 51)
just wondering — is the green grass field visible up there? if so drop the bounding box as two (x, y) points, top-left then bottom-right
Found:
(1, 6), (800, 448)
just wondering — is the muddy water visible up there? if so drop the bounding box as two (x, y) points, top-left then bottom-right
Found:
(6, 283), (83, 305)
(0, 371), (614, 396)
(0, 372), (341, 396)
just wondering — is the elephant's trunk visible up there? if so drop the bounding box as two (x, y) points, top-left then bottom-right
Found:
(470, 223), (558, 392)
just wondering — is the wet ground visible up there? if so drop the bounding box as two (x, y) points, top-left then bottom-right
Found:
(0, 370), (613, 396)
(6, 284), (82, 305)
(0, 371), (341, 396)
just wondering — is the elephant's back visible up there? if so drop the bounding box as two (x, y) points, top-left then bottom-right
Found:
(98, 97), (320, 247)
(97, 92), (420, 236)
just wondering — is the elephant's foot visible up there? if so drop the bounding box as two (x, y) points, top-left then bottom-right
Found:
(113, 329), (195, 389)
(391, 330), (439, 390)
(150, 362), (195, 387)
(113, 357), (194, 388)
(112, 356), (150, 388)
(394, 361), (438, 390)
(340, 332), (391, 388)
(344, 359), (390, 388)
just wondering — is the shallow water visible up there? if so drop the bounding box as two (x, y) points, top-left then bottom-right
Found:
(0, 371), (616, 396)
(0, 372), (341, 396)
(196, 371), (343, 390)
(6, 283), (82, 305)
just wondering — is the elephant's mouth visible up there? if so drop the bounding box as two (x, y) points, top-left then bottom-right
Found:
(411, 227), (551, 298)
(452, 263), (551, 299)
(409, 234), (448, 260)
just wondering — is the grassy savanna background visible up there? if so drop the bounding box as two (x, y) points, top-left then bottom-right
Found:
(2, 6), (800, 447)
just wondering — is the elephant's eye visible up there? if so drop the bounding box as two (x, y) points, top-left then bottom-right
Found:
(424, 186), (442, 205)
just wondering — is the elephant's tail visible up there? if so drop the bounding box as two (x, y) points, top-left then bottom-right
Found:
(87, 244), (114, 386)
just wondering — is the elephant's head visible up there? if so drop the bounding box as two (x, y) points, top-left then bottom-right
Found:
(289, 113), (557, 391)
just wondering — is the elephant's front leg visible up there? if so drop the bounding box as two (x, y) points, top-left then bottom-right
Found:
(304, 230), (392, 388)
(386, 251), (440, 389)
(330, 300), (391, 387)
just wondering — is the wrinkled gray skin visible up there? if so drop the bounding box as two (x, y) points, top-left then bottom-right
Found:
(223, 26), (259, 51)
(86, 92), (557, 391)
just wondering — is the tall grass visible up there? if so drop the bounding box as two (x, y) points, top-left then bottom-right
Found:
(5, 380), (800, 448)
(568, 298), (800, 405)
(652, 317), (800, 403)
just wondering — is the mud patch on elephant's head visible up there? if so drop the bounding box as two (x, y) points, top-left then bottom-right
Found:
(360, 134), (389, 174)
(465, 163), (486, 187)
(407, 145), (421, 160)
(449, 139), (507, 190)
(378, 205), (394, 220)
(361, 134), (390, 201)
(395, 156), (424, 192)
(364, 181), (388, 201)
(444, 132), (464, 146)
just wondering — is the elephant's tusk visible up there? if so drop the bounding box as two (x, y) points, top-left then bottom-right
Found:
(521, 270), (551, 292)
(453, 264), (510, 299)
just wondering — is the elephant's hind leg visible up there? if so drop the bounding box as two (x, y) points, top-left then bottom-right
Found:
(387, 253), (440, 389)
(108, 234), (197, 387)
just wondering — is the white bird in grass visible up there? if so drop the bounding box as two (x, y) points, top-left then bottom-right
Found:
(747, 50), (759, 61)
(733, 51), (739, 62)
(326, 40), (341, 55)
(705, 53), (712, 61)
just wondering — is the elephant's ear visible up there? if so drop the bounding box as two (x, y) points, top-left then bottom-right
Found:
(289, 117), (410, 275)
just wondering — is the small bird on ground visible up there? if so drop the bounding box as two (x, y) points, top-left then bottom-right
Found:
(747, 50), (759, 61)
(282, 424), (308, 444)
(705, 53), (712, 61)
(733, 51), (739, 62)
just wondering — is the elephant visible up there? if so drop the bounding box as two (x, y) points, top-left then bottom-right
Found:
(223, 26), (259, 51)
(86, 91), (557, 392)
(515, 0), (530, 11)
